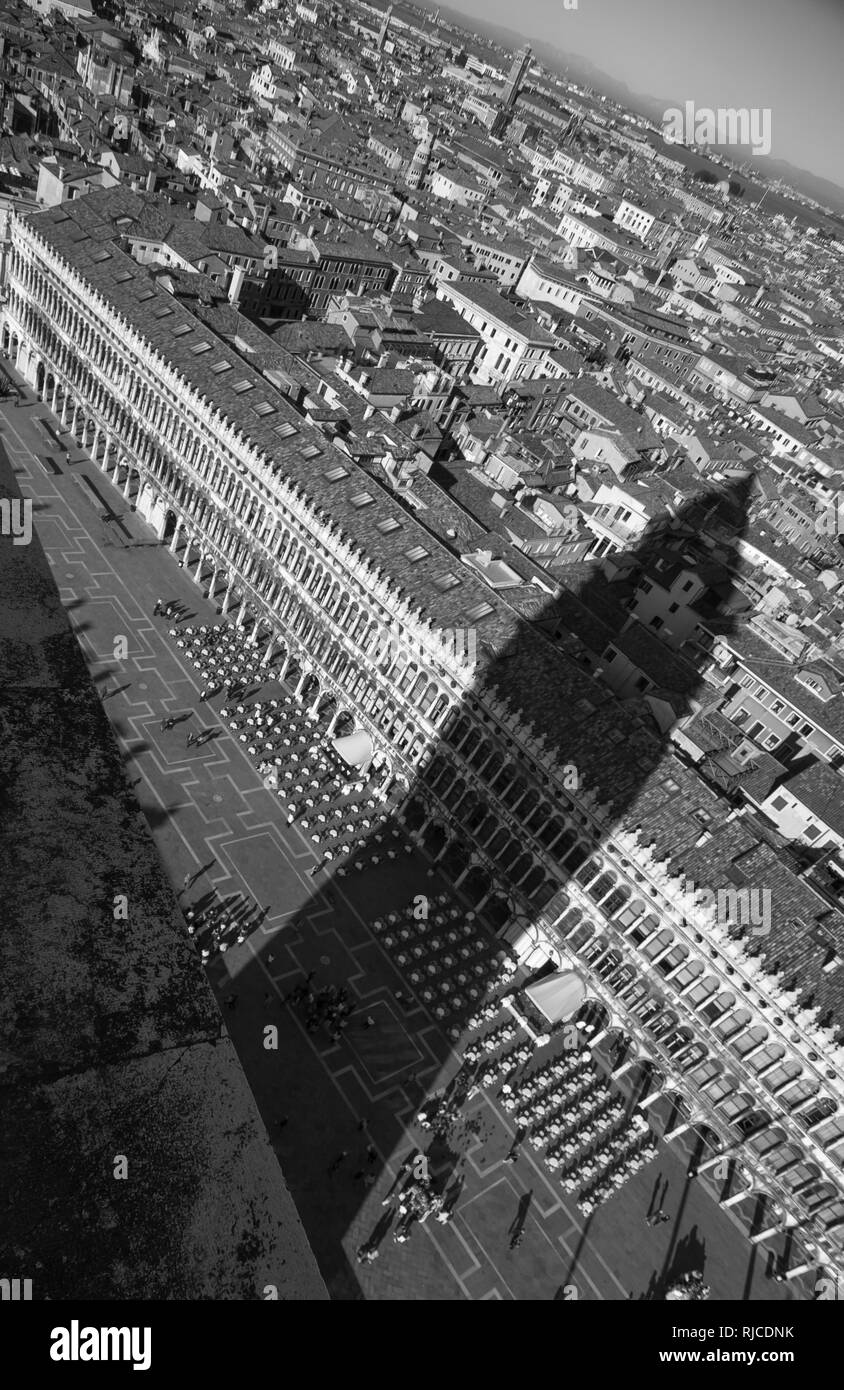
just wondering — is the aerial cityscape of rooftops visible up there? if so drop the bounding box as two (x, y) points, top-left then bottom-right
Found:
(2, 0), (844, 1313)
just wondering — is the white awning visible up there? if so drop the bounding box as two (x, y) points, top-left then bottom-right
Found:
(525, 969), (586, 1025)
(333, 730), (373, 770)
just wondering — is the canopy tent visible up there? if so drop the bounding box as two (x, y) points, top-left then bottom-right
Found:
(524, 969), (587, 1025)
(332, 730), (374, 772)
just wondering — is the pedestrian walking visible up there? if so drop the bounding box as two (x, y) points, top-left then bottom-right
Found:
(153, 598), (162, 617)
(327, 1149), (348, 1175)
(362, 1015), (376, 1030)
(366, 1144), (378, 1166)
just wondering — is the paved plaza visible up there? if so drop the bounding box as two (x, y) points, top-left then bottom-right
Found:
(1, 381), (812, 1302)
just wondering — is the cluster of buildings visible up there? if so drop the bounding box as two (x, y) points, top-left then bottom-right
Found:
(4, 0), (844, 1286)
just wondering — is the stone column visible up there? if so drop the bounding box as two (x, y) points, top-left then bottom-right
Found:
(721, 1188), (753, 1208)
(690, 1149), (735, 1177)
(663, 1119), (694, 1142)
(751, 1217), (797, 1246)
(638, 1086), (672, 1110)
(781, 1261), (818, 1282)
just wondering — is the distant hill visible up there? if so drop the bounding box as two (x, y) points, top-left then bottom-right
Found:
(422, 2), (844, 216)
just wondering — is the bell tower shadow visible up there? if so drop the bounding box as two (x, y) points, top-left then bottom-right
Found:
(233, 473), (756, 1297)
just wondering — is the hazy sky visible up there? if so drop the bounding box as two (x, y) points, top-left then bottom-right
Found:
(440, 0), (844, 190)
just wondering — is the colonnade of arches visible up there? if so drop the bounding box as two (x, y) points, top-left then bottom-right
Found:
(6, 245), (844, 1265)
(4, 249), (575, 913)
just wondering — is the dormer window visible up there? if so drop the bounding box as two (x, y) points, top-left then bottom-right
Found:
(796, 671), (832, 703)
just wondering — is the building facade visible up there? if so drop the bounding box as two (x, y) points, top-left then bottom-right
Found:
(3, 198), (844, 1281)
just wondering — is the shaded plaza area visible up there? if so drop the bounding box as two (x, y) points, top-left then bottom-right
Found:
(0, 412), (326, 1301)
(0, 381), (813, 1302)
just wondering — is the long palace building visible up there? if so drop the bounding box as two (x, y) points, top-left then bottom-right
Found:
(4, 186), (844, 1282)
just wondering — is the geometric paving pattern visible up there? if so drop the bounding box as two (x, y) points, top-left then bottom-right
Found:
(3, 391), (809, 1304)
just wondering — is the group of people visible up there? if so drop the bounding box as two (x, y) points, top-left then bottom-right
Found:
(186, 728), (216, 749)
(393, 1173), (455, 1242)
(153, 597), (183, 622)
(300, 981), (354, 1040)
(665, 1269), (711, 1301)
(416, 1073), (478, 1139)
(355, 1166), (460, 1262)
(183, 895), (266, 960)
